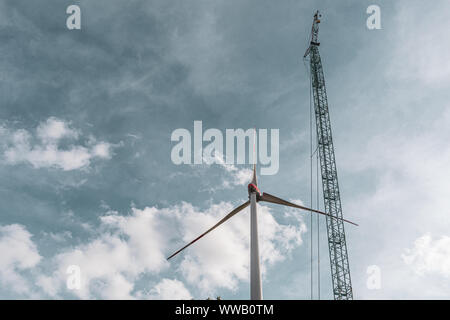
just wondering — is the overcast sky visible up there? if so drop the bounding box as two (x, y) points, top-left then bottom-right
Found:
(0, 0), (450, 299)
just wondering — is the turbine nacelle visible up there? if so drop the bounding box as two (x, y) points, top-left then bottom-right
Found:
(247, 183), (262, 199)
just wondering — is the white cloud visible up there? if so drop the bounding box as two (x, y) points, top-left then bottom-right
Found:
(36, 275), (60, 298)
(143, 278), (192, 300)
(0, 117), (114, 171)
(45, 206), (171, 299)
(0, 224), (41, 295)
(42, 231), (73, 243)
(174, 201), (306, 295)
(203, 152), (253, 188)
(92, 142), (112, 159)
(32, 199), (305, 299)
(36, 117), (79, 142)
(402, 234), (450, 278)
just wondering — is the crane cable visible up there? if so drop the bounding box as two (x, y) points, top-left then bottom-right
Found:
(303, 51), (320, 300)
(317, 130), (321, 300)
(309, 59), (313, 301)
(302, 55), (313, 300)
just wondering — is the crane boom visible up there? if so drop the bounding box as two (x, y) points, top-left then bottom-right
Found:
(304, 11), (353, 300)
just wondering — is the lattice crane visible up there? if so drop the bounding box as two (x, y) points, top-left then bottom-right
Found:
(303, 11), (353, 300)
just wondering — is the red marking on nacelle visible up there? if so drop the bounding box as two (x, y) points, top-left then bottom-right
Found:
(248, 183), (261, 196)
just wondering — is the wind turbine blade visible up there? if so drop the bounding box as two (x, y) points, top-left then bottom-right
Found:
(167, 201), (251, 260)
(259, 192), (358, 226)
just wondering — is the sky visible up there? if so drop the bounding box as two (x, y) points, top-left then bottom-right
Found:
(0, 0), (450, 299)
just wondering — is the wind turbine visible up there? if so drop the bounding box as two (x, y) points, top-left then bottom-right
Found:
(167, 136), (357, 300)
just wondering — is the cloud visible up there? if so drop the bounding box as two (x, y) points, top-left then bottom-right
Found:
(0, 224), (41, 295)
(30, 199), (305, 299)
(92, 142), (112, 159)
(41, 206), (170, 299)
(36, 275), (60, 298)
(0, 117), (113, 171)
(402, 234), (450, 278)
(217, 163), (252, 188)
(141, 278), (192, 300)
(175, 201), (306, 295)
(203, 152), (253, 189)
(41, 231), (73, 243)
(36, 118), (79, 143)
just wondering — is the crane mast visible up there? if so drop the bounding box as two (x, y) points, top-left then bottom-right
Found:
(304, 11), (353, 300)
